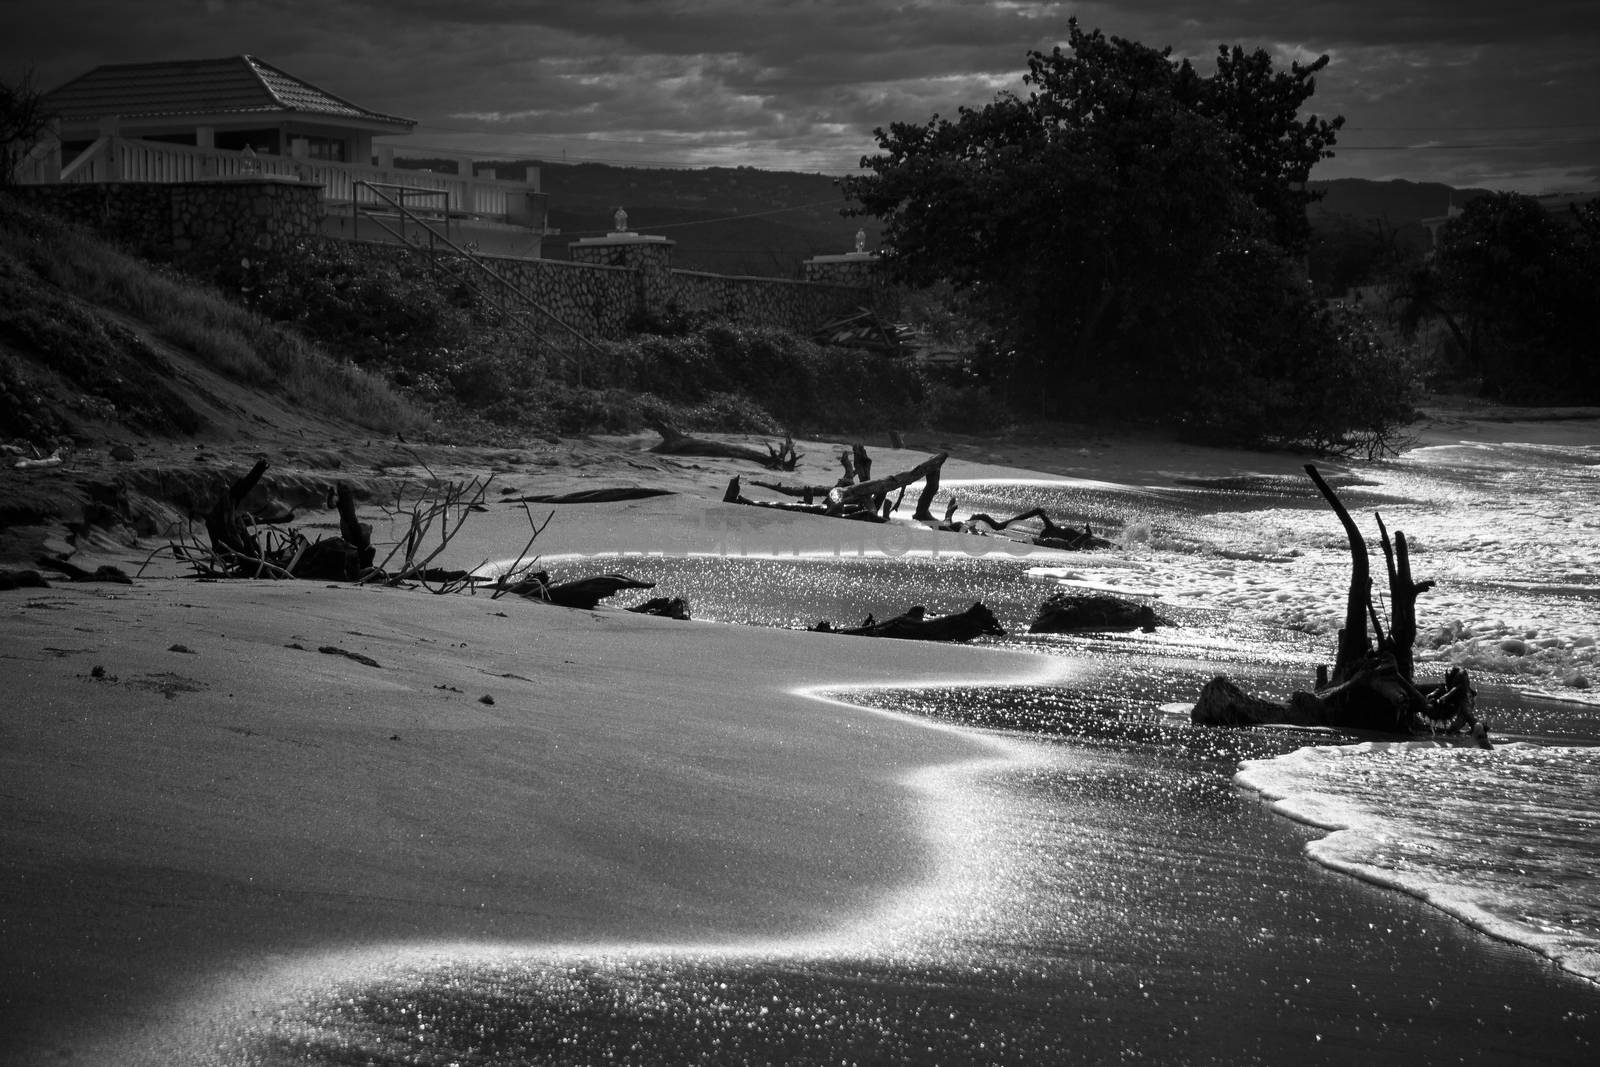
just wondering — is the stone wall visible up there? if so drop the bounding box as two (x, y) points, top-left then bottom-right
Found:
(484, 255), (641, 338)
(13, 181), (886, 339)
(425, 236), (888, 340)
(670, 269), (872, 334)
(8, 178), (321, 258)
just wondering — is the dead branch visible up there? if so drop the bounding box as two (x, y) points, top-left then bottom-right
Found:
(1305, 463), (1372, 684)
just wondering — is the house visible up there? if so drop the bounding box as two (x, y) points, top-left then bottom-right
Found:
(17, 55), (551, 258)
(45, 54), (416, 166)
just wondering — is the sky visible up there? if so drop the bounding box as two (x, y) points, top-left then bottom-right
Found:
(4, 0), (1598, 194)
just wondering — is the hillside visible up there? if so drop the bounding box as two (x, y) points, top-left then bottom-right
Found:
(1307, 177), (1492, 223)
(0, 193), (430, 561)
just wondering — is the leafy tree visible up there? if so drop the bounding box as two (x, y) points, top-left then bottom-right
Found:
(1422, 193), (1599, 402)
(842, 21), (1353, 432)
(1, 70), (52, 185)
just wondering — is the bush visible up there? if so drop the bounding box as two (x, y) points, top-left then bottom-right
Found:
(1185, 301), (1419, 457)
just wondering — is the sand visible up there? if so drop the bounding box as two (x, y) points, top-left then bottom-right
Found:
(2, 407), (1596, 1064)
(1, 431), (1072, 1064)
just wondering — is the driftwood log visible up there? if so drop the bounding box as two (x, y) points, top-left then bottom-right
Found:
(494, 571), (657, 609)
(182, 462), (492, 587)
(649, 420), (800, 470)
(729, 448), (947, 523)
(811, 602), (1006, 642)
(960, 507), (1115, 551)
(1192, 464), (1487, 745)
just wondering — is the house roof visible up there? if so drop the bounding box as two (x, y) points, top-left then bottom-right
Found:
(45, 55), (415, 130)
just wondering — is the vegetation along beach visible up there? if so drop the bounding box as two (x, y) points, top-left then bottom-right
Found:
(3, 17), (1599, 1066)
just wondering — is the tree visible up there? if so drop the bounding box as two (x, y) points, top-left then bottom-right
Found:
(1425, 193), (1599, 402)
(1, 69), (52, 185)
(841, 21), (1351, 428)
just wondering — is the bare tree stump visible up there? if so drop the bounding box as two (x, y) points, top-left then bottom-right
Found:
(205, 459), (269, 565)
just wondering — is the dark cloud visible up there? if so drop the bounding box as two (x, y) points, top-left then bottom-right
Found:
(3, 0), (1596, 189)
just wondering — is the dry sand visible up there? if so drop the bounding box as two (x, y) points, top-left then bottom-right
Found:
(2, 429), (1080, 1065)
(3, 405), (1594, 1063)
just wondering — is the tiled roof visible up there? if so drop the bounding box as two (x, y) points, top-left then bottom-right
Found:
(45, 55), (414, 129)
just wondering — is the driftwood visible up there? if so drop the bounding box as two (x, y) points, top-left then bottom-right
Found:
(204, 458), (269, 564)
(1029, 593), (1170, 633)
(169, 458), (532, 593)
(1192, 465), (1488, 745)
(723, 476), (887, 522)
(1193, 660), (1482, 739)
(729, 448), (947, 523)
(505, 487), (675, 504)
(292, 482), (378, 581)
(811, 602), (1005, 642)
(494, 571), (656, 609)
(960, 507), (1114, 551)
(826, 451), (947, 516)
(649, 420), (800, 470)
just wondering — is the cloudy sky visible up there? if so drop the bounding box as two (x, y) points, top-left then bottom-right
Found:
(6, 0), (1598, 193)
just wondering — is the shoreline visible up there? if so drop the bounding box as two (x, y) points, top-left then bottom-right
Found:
(0, 573), (1047, 1064)
(5, 414), (1599, 1063)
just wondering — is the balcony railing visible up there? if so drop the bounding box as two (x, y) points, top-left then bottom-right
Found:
(24, 135), (542, 226)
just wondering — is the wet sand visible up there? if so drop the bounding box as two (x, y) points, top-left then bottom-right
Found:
(3, 422), (1598, 1064)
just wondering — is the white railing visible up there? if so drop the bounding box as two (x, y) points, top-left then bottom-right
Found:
(29, 136), (535, 223)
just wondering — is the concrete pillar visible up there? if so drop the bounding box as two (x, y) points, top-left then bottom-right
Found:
(569, 230), (676, 320)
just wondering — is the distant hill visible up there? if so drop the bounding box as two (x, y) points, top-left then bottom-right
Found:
(1307, 178), (1493, 225)
(403, 158), (878, 278)
(538, 163), (876, 278)
(406, 157), (1583, 285)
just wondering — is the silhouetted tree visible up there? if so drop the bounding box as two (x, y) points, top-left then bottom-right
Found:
(841, 21), (1411, 451)
(1, 69), (51, 185)
(1425, 193), (1600, 402)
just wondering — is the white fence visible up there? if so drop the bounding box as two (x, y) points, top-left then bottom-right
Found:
(24, 136), (536, 222)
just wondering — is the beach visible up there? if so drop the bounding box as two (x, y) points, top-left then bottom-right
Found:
(3, 414), (1597, 1064)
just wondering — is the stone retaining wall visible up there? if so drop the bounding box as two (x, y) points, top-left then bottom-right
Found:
(12, 180), (887, 339)
(8, 178), (321, 258)
(670, 269), (872, 334)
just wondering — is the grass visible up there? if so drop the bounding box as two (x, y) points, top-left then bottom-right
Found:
(0, 191), (419, 438)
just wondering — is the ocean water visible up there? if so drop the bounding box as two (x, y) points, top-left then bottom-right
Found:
(552, 438), (1600, 978)
(244, 436), (1600, 1064)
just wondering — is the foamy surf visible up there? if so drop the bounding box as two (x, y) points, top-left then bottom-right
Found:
(1237, 740), (1600, 983)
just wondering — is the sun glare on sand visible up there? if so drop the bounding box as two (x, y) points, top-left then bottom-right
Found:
(165, 660), (1084, 1062)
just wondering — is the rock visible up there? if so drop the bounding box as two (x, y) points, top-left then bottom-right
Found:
(627, 596), (691, 619)
(1029, 593), (1170, 634)
(0, 569), (50, 590)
